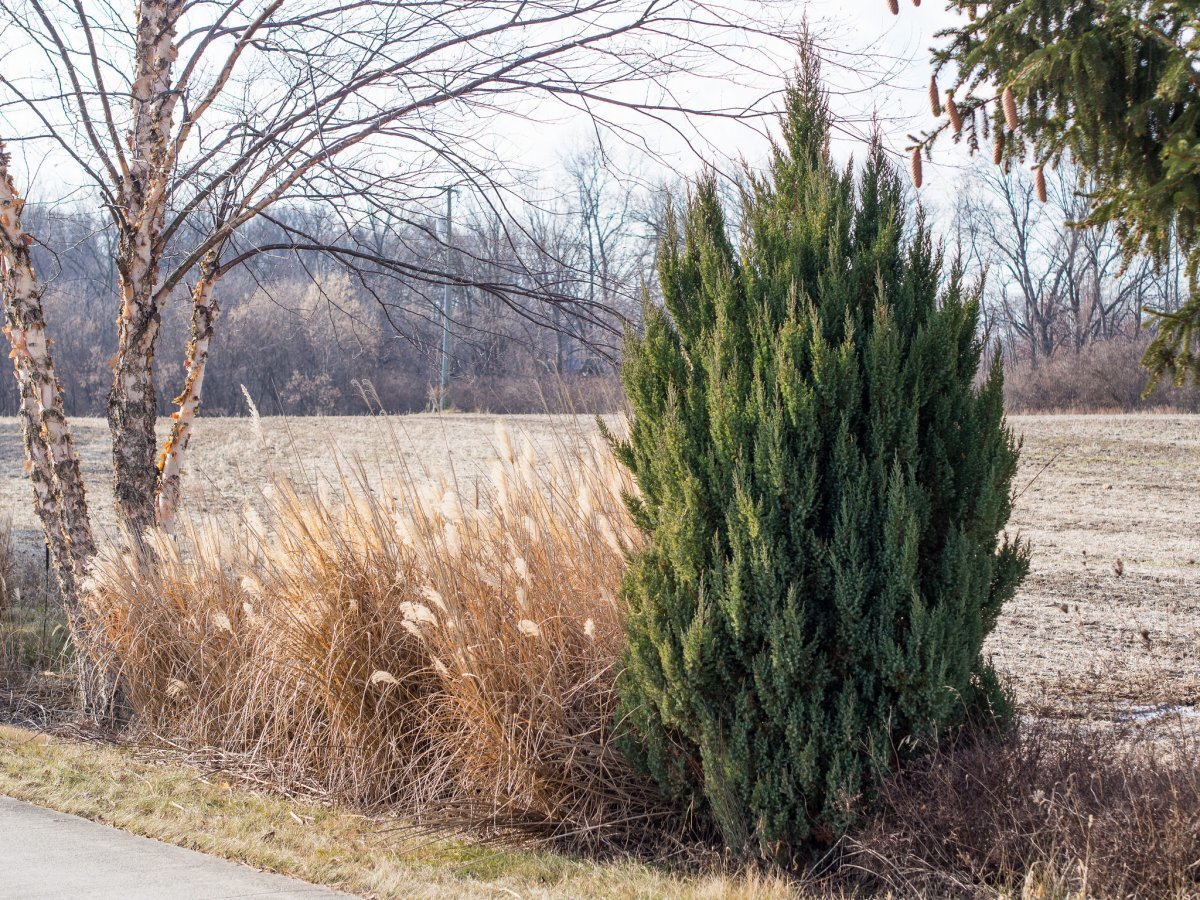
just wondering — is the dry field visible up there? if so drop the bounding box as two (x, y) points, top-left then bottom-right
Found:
(2, 413), (1199, 722)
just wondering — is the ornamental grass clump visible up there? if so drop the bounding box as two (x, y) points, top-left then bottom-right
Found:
(84, 423), (673, 850)
(612, 48), (1028, 863)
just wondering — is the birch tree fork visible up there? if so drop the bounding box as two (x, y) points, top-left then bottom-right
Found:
(1, 0), (803, 531)
(110, 0), (191, 535)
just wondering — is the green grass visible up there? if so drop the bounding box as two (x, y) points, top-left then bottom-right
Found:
(0, 725), (794, 899)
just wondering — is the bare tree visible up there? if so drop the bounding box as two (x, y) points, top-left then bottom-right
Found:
(953, 159), (1156, 366)
(957, 165), (1070, 362)
(564, 144), (645, 361)
(1052, 170), (1156, 350)
(0, 0), (802, 714)
(0, 194), (644, 418)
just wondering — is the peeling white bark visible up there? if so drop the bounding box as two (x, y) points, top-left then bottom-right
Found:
(127, 0), (181, 232)
(111, 0), (184, 537)
(0, 142), (95, 577)
(0, 139), (121, 720)
(156, 257), (219, 529)
(14, 377), (74, 600)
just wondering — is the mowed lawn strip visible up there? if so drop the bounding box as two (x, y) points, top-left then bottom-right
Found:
(0, 725), (789, 899)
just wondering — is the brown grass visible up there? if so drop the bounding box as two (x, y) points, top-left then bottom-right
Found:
(82, 421), (677, 852)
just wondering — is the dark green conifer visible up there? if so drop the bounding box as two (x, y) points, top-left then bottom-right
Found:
(611, 48), (1029, 860)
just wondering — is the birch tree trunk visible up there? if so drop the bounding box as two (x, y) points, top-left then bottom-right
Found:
(15, 382), (74, 600)
(109, 0), (183, 537)
(0, 141), (123, 720)
(156, 256), (219, 528)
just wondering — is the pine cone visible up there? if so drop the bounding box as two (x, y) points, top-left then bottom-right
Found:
(887, 0), (899, 14)
(947, 95), (963, 134)
(1035, 166), (1047, 203)
(929, 77), (941, 116)
(1002, 86), (1019, 130)
(993, 128), (1004, 165)
(910, 147), (923, 188)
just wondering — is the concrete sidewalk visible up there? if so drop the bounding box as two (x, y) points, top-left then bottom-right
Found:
(0, 796), (351, 899)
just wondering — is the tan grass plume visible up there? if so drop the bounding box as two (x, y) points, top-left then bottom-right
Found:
(83, 418), (677, 851)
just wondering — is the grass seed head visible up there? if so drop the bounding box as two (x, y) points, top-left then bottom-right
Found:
(166, 678), (190, 700)
(80, 421), (662, 851)
(516, 619), (541, 638)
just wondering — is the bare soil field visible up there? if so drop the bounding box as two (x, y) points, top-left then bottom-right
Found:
(2, 413), (1198, 721)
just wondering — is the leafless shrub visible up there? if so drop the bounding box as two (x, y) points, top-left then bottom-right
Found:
(448, 374), (625, 414)
(851, 721), (1200, 898)
(1004, 336), (1200, 412)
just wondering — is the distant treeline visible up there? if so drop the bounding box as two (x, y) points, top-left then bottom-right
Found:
(959, 159), (1200, 413)
(7, 155), (656, 417)
(6, 157), (1199, 418)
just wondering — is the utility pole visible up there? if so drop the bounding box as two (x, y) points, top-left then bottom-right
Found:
(438, 185), (455, 412)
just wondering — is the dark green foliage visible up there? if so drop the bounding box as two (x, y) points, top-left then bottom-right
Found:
(920, 1), (1199, 387)
(611, 51), (1029, 862)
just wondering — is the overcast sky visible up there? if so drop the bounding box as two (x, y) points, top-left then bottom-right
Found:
(2, 1), (979, 227)
(485, 0), (976, 225)
(501, 0), (969, 181)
